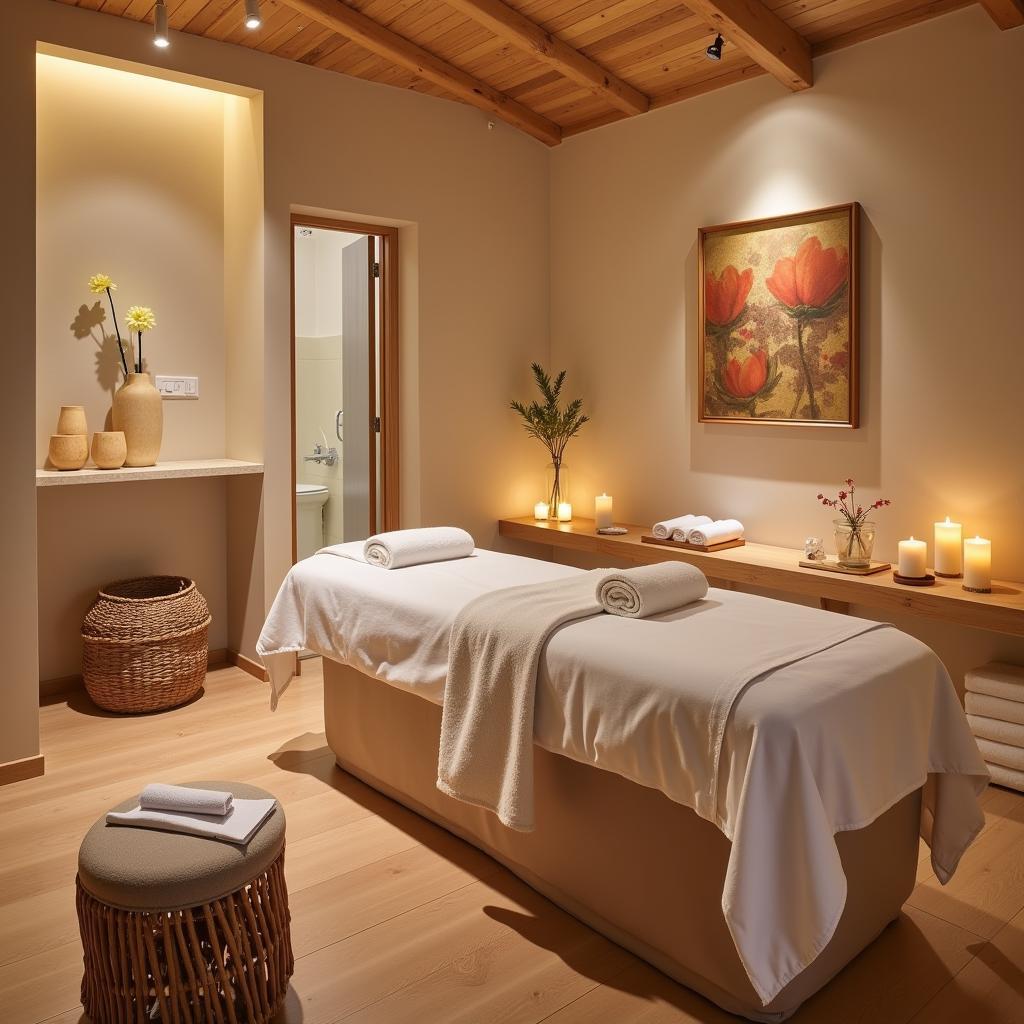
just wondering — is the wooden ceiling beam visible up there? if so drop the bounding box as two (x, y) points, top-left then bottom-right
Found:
(978, 0), (1024, 28)
(684, 0), (813, 92)
(441, 0), (649, 116)
(280, 0), (563, 145)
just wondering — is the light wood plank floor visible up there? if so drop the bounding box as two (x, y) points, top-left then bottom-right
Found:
(3, 661), (1024, 1023)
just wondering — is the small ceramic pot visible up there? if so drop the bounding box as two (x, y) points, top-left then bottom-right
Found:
(56, 405), (88, 436)
(48, 434), (88, 471)
(91, 431), (127, 470)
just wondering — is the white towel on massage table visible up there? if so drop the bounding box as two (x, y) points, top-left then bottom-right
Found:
(258, 547), (987, 1006)
(652, 514), (706, 540)
(597, 562), (708, 618)
(687, 518), (745, 547)
(140, 783), (233, 816)
(363, 527), (474, 569)
(966, 692), (1024, 726)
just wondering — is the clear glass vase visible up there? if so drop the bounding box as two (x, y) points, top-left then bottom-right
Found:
(834, 519), (876, 568)
(544, 461), (570, 521)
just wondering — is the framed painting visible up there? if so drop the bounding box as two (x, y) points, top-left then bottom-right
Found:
(698, 203), (859, 427)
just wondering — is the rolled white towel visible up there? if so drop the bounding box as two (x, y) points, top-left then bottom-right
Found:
(596, 562), (708, 619)
(652, 515), (703, 540)
(687, 519), (745, 547)
(364, 527), (475, 569)
(139, 783), (233, 817)
(670, 515), (713, 542)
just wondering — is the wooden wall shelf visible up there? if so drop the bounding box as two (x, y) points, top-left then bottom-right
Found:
(36, 459), (264, 487)
(499, 516), (1024, 639)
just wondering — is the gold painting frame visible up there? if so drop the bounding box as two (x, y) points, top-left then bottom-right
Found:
(698, 203), (860, 428)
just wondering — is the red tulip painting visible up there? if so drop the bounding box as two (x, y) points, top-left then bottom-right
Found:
(698, 204), (858, 427)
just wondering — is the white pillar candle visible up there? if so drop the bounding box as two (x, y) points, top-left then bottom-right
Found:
(898, 536), (928, 578)
(963, 536), (992, 592)
(934, 517), (962, 577)
(594, 493), (613, 531)
(557, 501), (573, 522)
(534, 501), (549, 521)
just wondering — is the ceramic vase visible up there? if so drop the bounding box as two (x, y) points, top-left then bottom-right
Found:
(112, 373), (162, 467)
(91, 431), (127, 470)
(56, 405), (87, 435)
(48, 434), (88, 471)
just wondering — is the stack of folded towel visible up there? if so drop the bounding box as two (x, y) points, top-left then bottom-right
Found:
(965, 663), (1024, 793)
(651, 514), (745, 546)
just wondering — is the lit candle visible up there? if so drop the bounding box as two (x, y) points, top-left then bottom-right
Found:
(595, 493), (613, 531)
(963, 536), (992, 593)
(934, 517), (962, 577)
(898, 536), (927, 578)
(557, 501), (573, 522)
(534, 501), (549, 521)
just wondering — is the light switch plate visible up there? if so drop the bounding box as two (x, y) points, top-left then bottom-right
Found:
(155, 375), (199, 399)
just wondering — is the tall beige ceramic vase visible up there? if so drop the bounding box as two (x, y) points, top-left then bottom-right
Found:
(112, 372), (163, 467)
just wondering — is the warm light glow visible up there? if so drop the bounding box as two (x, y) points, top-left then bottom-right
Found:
(557, 502), (573, 522)
(154, 0), (169, 48)
(245, 0), (262, 29)
(245, 17), (261, 28)
(534, 501), (549, 521)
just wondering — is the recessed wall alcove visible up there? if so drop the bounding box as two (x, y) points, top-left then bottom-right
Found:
(35, 47), (265, 688)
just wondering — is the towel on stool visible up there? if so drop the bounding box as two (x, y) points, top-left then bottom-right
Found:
(975, 737), (1024, 773)
(688, 519), (745, 547)
(107, 797), (276, 845)
(965, 663), (1024, 703)
(652, 515), (705, 541)
(987, 762), (1024, 793)
(597, 562), (708, 619)
(364, 527), (475, 569)
(671, 515), (713, 542)
(966, 715), (1024, 748)
(140, 783), (232, 816)
(966, 693), (1024, 727)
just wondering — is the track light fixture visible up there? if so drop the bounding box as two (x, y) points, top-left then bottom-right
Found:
(705, 33), (724, 61)
(244, 0), (262, 29)
(153, 0), (169, 48)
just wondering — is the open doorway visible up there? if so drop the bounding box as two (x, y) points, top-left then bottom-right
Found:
(290, 215), (398, 564)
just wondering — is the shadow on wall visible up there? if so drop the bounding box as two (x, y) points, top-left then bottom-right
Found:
(688, 212), (883, 487)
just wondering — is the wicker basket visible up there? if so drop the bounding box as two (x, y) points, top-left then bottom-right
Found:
(82, 576), (211, 713)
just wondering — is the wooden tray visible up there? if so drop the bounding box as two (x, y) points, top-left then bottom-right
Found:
(799, 558), (891, 576)
(642, 535), (745, 553)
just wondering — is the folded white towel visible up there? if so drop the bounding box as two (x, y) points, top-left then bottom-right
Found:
(965, 663), (1024, 704)
(670, 515), (713, 542)
(140, 783), (233, 817)
(363, 527), (475, 569)
(106, 797), (276, 846)
(976, 737), (1024, 773)
(597, 562), (708, 618)
(652, 515), (704, 540)
(687, 519), (745, 547)
(987, 762), (1023, 793)
(965, 692), (1024, 726)
(966, 715), (1024, 748)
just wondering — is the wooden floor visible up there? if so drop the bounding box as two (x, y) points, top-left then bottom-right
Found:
(3, 662), (1024, 1024)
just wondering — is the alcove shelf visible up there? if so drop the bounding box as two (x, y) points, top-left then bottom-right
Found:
(36, 459), (264, 487)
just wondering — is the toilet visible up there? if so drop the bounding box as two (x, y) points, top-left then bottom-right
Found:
(295, 483), (329, 560)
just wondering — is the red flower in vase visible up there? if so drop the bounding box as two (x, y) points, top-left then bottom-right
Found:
(721, 349), (769, 400)
(766, 237), (849, 318)
(705, 266), (753, 329)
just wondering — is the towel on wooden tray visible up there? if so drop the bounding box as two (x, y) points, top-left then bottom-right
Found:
(363, 527), (474, 569)
(652, 514), (708, 540)
(597, 562), (708, 618)
(671, 515), (713, 542)
(688, 519), (744, 547)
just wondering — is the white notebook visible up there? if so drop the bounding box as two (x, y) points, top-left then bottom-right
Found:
(106, 797), (276, 846)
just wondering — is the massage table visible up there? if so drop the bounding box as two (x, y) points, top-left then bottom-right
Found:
(258, 544), (987, 1022)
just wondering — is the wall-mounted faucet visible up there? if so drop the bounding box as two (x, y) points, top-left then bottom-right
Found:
(304, 442), (338, 467)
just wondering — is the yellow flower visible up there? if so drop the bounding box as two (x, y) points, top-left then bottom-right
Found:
(125, 306), (156, 332)
(88, 274), (116, 294)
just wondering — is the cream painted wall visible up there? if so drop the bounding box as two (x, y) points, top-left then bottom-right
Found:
(550, 8), (1024, 685)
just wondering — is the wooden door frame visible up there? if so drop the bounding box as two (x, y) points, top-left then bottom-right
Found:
(289, 214), (400, 564)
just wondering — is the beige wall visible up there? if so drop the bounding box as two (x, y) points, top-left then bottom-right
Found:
(550, 8), (1024, 683)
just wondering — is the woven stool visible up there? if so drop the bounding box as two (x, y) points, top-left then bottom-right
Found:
(76, 781), (294, 1024)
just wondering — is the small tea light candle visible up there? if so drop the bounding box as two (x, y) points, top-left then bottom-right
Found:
(934, 517), (962, 577)
(898, 536), (928, 578)
(557, 501), (573, 522)
(534, 501), (549, 521)
(595, 493), (613, 531)
(963, 536), (992, 593)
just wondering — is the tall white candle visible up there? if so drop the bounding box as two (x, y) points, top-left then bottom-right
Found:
(557, 501), (573, 523)
(934, 517), (962, 577)
(963, 536), (992, 592)
(898, 537), (927, 578)
(534, 501), (549, 521)
(595, 493), (613, 531)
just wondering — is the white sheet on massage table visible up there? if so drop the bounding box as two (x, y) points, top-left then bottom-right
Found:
(257, 545), (987, 1005)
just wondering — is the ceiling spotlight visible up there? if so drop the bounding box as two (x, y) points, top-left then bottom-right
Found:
(244, 0), (262, 29)
(153, 0), (169, 48)
(706, 33), (724, 61)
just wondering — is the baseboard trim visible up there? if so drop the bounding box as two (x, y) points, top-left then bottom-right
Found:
(227, 650), (270, 682)
(0, 754), (45, 786)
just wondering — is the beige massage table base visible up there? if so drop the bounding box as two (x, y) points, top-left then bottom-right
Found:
(323, 659), (921, 1022)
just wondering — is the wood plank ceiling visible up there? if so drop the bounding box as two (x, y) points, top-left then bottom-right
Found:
(57, 0), (1018, 144)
